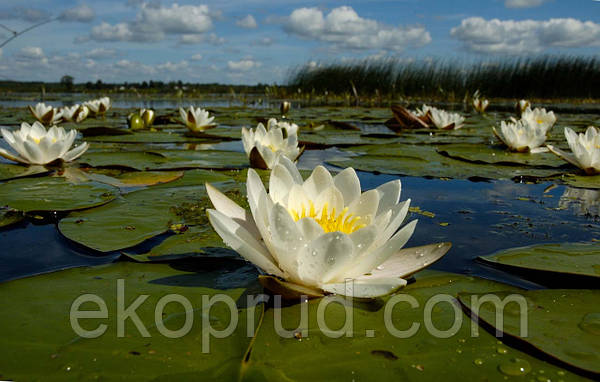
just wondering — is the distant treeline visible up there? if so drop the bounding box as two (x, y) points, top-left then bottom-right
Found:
(0, 79), (276, 96)
(287, 56), (600, 100)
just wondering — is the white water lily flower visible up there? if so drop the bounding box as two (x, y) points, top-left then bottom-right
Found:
(548, 126), (600, 175)
(76, 105), (89, 123)
(61, 104), (88, 123)
(28, 102), (63, 125)
(493, 118), (547, 153)
(241, 118), (302, 169)
(473, 98), (489, 113)
(520, 107), (556, 134)
(179, 106), (216, 132)
(429, 108), (465, 130)
(84, 97), (111, 115)
(0, 122), (89, 165)
(206, 157), (450, 298)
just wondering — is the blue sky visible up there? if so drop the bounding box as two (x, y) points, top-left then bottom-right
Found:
(0, 0), (598, 84)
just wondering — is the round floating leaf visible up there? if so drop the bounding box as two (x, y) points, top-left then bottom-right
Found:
(0, 208), (24, 228)
(243, 271), (580, 380)
(559, 174), (600, 189)
(328, 143), (562, 181)
(0, 177), (118, 212)
(122, 225), (230, 262)
(79, 150), (248, 171)
(459, 289), (600, 376)
(0, 163), (48, 181)
(85, 170), (184, 188)
(58, 174), (237, 252)
(438, 143), (566, 168)
(479, 242), (600, 287)
(0, 261), (259, 381)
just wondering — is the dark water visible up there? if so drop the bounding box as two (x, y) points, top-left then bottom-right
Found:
(1, 169), (598, 288)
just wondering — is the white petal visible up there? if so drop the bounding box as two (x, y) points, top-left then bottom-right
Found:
(22, 140), (44, 164)
(207, 209), (283, 277)
(314, 186), (344, 216)
(348, 189), (379, 225)
(206, 183), (260, 239)
(62, 142), (89, 162)
(333, 167), (361, 205)
(346, 220), (417, 279)
(296, 217), (325, 242)
(274, 155), (303, 184)
(321, 278), (407, 298)
(375, 180), (401, 216)
(302, 165), (333, 200)
(268, 203), (304, 276)
(296, 232), (356, 286)
(0, 147), (27, 164)
(355, 242), (451, 281)
(547, 145), (582, 169)
(269, 162), (296, 205)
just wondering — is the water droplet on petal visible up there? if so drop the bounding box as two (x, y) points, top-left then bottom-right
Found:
(376, 265), (384, 270)
(311, 250), (318, 256)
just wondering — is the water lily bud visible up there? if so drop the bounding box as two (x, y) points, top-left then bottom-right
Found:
(280, 101), (291, 117)
(128, 113), (144, 130)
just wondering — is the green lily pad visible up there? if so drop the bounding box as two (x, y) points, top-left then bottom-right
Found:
(459, 289), (600, 376)
(328, 144), (562, 181)
(558, 174), (600, 189)
(0, 177), (118, 212)
(0, 163), (49, 181)
(58, 173), (237, 252)
(0, 208), (24, 228)
(122, 225), (229, 262)
(243, 271), (581, 380)
(479, 243), (600, 287)
(438, 143), (567, 168)
(84, 170), (184, 188)
(0, 261), (259, 381)
(78, 150), (248, 171)
(85, 131), (210, 144)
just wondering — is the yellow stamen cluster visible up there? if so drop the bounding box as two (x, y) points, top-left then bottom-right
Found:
(289, 201), (365, 234)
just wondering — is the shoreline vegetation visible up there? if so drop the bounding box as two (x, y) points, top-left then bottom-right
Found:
(0, 56), (599, 109)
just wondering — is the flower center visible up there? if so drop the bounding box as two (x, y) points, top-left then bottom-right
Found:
(289, 201), (365, 234)
(537, 119), (544, 124)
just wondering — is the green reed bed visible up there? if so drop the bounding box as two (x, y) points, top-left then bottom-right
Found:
(288, 56), (600, 101)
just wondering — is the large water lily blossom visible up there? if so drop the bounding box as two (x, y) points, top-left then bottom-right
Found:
(179, 106), (216, 132)
(548, 126), (600, 175)
(493, 118), (548, 153)
(84, 97), (111, 116)
(429, 107), (465, 130)
(241, 118), (302, 169)
(520, 107), (556, 134)
(206, 157), (451, 298)
(0, 122), (88, 165)
(28, 103), (63, 125)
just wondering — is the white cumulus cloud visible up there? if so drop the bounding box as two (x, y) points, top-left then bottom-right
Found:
(227, 59), (261, 71)
(191, 54), (203, 61)
(504, 0), (545, 8)
(283, 6), (431, 52)
(236, 14), (257, 29)
(89, 3), (215, 43)
(59, 4), (95, 22)
(450, 17), (600, 54)
(85, 48), (118, 59)
(17, 46), (45, 59)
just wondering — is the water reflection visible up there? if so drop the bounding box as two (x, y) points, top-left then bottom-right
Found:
(559, 187), (600, 218)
